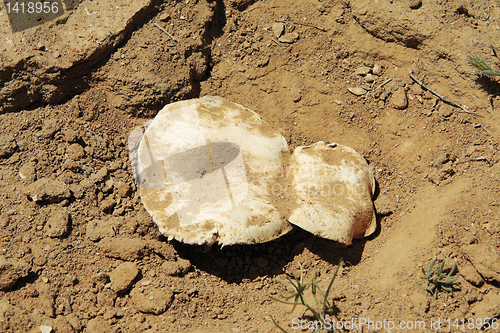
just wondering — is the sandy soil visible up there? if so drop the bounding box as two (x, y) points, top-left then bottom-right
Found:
(1, 0), (500, 332)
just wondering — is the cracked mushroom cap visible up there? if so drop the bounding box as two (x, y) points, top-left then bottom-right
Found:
(286, 141), (377, 245)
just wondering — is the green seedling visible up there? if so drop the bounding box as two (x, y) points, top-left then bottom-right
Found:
(270, 259), (342, 333)
(419, 258), (460, 299)
(468, 47), (500, 77)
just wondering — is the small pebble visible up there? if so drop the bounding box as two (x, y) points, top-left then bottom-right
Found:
(364, 73), (375, 83)
(131, 286), (174, 315)
(290, 86), (301, 102)
(0, 256), (31, 289)
(372, 64), (382, 75)
(388, 87), (408, 110)
(110, 262), (140, 293)
(44, 209), (70, 238)
(348, 87), (367, 96)
(19, 162), (37, 181)
(0, 135), (17, 158)
(39, 325), (53, 333)
(409, 0), (422, 9)
(64, 129), (79, 143)
(354, 66), (371, 75)
(278, 32), (299, 43)
(0, 214), (10, 228)
(272, 22), (285, 38)
(23, 178), (71, 203)
(66, 143), (85, 161)
(438, 104), (453, 117)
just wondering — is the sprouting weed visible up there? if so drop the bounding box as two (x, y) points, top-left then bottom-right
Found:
(468, 48), (500, 77)
(270, 259), (342, 333)
(419, 258), (460, 299)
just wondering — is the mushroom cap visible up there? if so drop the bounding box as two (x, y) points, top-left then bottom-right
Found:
(286, 141), (377, 245)
(132, 96), (292, 247)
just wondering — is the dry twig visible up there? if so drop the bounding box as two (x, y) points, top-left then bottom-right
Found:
(479, 7), (491, 21)
(288, 20), (327, 32)
(474, 123), (491, 134)
(455, 156), (489, 165)
(154, 23), (177, 42)
(409, 70), (480, 116)
(373, 78), (392, 92)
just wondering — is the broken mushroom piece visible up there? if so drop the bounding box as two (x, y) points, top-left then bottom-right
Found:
(286, 141), (377, 245)
(132, 96), (292, 248)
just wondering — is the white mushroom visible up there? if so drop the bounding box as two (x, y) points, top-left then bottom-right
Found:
(131, 96), (292, 247)
(286, 141), (377, 245)
(130, 97), (378, 248)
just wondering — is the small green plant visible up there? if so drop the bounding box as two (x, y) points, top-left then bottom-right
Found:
(419, 258), (460, 299)
(270, 260), (342, 333)
(468, 47), (500, 77)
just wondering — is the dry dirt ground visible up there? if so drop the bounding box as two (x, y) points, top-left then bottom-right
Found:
(1, 0), (500, 332)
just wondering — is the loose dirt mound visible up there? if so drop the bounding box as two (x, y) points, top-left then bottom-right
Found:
(1, 0), (499, 332)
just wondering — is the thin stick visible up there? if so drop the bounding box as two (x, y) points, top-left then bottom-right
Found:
(479, 7), (490, 21)
(455, 156), (488, 165)
(409, 70), (480, 116)
(288, 20), (327, 32)
(154, 23), (177, 42)
(373, 78), (392, 92)
(474, 123), (491, 134)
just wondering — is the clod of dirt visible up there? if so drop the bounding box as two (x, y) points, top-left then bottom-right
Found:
(278, 32), (299, 44)
(364, 74), (375, 83)
(0, 0), (157, 113)
(22, 178), (71, 203)
(86, 317), (113, 333)
(227, 0), (257, 10)
(66, 144), (85, 161)
(131, 286), (174, 315)
(459, 260), (484, 287)
(86, 219), (119, 242)
(428, 163), (455, 185)
(0, 214), (9, 228)
(351, 0), (432, 48)
(462, 245), (500, 283)
(19, 162), (37, 182)
(286, 142), (377, 245)
(374, 193), (397, 215)
(109, 262), (140, 293)
(0, 135), (17, 158)
(64, 129), (79, 143)
(44, 209), (70, 238)
(99, 198), (116, 213)
(161, 259), (192, 277)
(272, 22), (285, 38)
(0, 256), (30, 290)
(188, 53), (209, 81)
(98, 237), (149, 261)
(438, 104), (454, 118)
(389, 87), (408, 110)
(36, 119), (61, 139)
(115, 181), (132, 198)
(467, 290), (500, 319)
(65, 314), (82, 332)
(409, 0), (423, 9)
